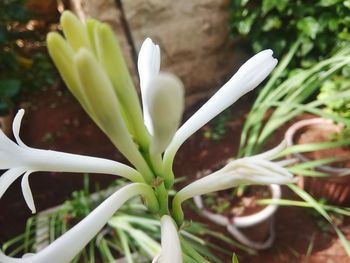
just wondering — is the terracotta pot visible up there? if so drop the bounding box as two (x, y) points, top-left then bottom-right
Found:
(285, 118), (350, 205)
(194, 184), (281, 250)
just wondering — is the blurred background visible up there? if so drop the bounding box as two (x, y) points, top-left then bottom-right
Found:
(1, 1), (350, 262)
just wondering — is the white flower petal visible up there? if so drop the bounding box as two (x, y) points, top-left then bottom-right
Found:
(0, 152), (18, 170)
(0, 108), (146, 210)
(13, 109), (28, 148)
(138, 38), (161, 91)
(147, 73), (184, 154)
(164, 50), (278, 173)
(252, 140), (286, 160)
(174, 155), (294, 215)
(21, 171), (36, 214)
(24, 149), (143, 182)
(0, 128), (19, 153)
(235, 50), (274, 78)
(1, 109), (144, 182)
(0, 168), (26, 199)
(158, 215), (182, 263)
(0, 183), (157, 263)
(138, 38), (161, 133)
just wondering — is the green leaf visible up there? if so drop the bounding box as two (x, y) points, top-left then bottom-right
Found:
(287, 168), (329, 177)
(297, 17), (320, 39)
(257, 199), (350, 216)
(0, 79), (21, 98)
(289, 184), (350, 257)
(241, 0), (250, 6)
(278, 139), (350, 157)
(237, 14), (256, 35)
(232, 253), (239, 263)
(262, 16), (282, 32)
(338, 30), (350, 42)
(300, 39), (314, 56)
(345, 0), (350, 9)
(319, 0), (343, 7)
(289, 157), (345, 171)
(262, 0), (288, 14)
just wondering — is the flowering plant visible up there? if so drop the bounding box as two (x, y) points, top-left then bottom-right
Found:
(0, 11), (295, 263)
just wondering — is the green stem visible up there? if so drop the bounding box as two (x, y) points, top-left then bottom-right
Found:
(141, 149), (163, 177)
(172, 194), (185, 226)
(156, 182), (170, 216)
(150, 153), (164, 176)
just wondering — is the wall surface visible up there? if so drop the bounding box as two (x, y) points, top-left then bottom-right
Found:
(69, 0), (245, 105)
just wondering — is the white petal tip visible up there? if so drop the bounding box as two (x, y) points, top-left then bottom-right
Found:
(13, 109), (27, 147)
(21, 172), (36, 214)
(259, 49), (273, 57)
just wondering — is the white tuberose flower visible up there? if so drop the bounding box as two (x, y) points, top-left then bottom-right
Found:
(0, 110), (143, 213)
(177, 141), (294, 201)
(172, 141), (295, 224)
(138, 38), (161, 132)
(153, 215), (182, 263)
(138, 38), (185, 155)
(163, 50), (278, 186)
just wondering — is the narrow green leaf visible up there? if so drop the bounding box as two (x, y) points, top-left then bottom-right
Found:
(232, 253), (239, 263)
(278, 140), (350, 157)
(288, 184), (350, 257)
(287, 168), (329, 177)
(257, 198), (350, 216)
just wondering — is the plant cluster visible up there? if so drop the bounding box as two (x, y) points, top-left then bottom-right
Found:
(318, 74), (350, 119)
(2, 3), (350, 262)
(239, 43), (350, 157)
(236, 22), (350, 257)
(230, 0), (350, 68)
(0, 11), (297, 263)
(0, 0), (56, 114)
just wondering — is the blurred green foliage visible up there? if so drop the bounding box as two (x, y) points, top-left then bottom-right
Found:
(231, 0), (350, 124)
(230, 0), (350, 68)
(318, 74), (350, 118)
(0, 0), (56, 114)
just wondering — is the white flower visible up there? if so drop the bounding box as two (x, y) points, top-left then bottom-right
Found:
(0, 110), (144, 213)
(153, 215), (182, 263)
(138, 38), (161, 132)
(138, 38), (185, 155)
(172, 141), (295, 224)
(163, 50), (278, 187)
(0, 183), (158, 263)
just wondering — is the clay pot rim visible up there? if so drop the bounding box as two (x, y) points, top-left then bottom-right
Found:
(193, 184), (281, 228)
(285, 117), (350, 178)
